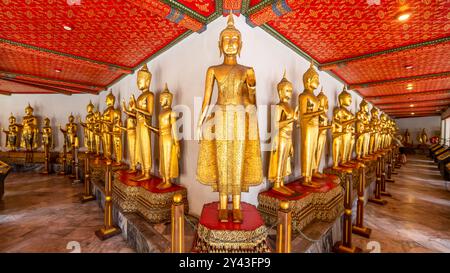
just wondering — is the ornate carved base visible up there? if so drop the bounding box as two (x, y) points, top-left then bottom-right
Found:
(90, 158), (127, 185)
(193, 202), (270, 253)
(112, 170), (188, 223)
(258, 174), (343, 232)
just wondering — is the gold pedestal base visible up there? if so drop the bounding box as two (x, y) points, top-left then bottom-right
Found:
(352, 225), (372, 238)
(95, 226), (121, 241)
(333, 242), (362, 253)
(80, 194), (96, 203)
(381, 191), (392, 197)
(368, 197), (387, 205)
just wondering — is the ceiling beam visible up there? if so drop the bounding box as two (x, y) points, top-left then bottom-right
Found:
(394, 114), (440, 119)
(5, 78), (98, 95)
(0, 39), (133, 74)
(246, 0), (304, 27)
(377, 98), (450, 107)
(385, 107), (445, 113)
(319, 37), (450, 70)
(0, 70), (104, 91)
(366, 89), (450, 100)
(0, 89), (12, 96)
(1, 78), (71, 95)
(349, 71), (450, 89)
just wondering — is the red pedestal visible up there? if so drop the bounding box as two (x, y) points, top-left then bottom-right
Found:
(193, 202), (270, 253)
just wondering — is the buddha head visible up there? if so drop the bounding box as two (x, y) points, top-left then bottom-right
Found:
(105, 91), (115, 107)
(219, 14), (242, 58)
(371, 107), (379, 119)
(359, 99), (369, 113)
(8, 113), (16, 125)
(68, 113), (75, 123)
(303, 60), (320, 92)
(317, 87), (329, 111)
(338, 86), (352, 107)
(87, 100), (95, 113)
(160, 83), (173, 108)
(380, 113), (387, 122)
(44, 117), (50, 127)
(277, 71), (293, 102)
(25, 103), (34, 116)
(137, 64), (152, 92)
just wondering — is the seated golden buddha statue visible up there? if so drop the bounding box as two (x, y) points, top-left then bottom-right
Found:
(21, 103), (39, 151)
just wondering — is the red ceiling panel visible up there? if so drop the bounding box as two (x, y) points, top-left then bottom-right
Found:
(356, 76), (450, 97)
(267, 0), (450, 63)
(367, 89), (450, 105)
(0, 42), (123, 88)
(177, 0), (216, 16)
(0, 78), (73, 94)
(330, 42), (450, 84)
(0, 0), (189, 67)
(378, 99), (450, 110)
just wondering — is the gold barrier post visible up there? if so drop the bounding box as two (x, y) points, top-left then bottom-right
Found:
(352, 164), (372, 238)
(369, 155), (387, 205)
(334, 171), (361, 253)
(58, 142), (67, 175)
(171, 193), (185, 253)
(69, 143), (76, 178)
(41, 143), (50, 175)
(95, 160), (121, 240)
(81, 153), (95, 203)
(72, 145), (81, 184)
(276, 201), (292, 253)
(385, 149), (395, 183)
(380, 153), (392, 197)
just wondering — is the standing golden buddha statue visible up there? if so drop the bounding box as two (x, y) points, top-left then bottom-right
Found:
(21, 103), (39, 151)
(41, 117), (53, 150)
(107, 114), (123, 165)
(403, 129), (411, 146)
(268, 72), (296, 196)
(80, 101), (96, 153)
(101, 92), (120, 161)
(379, 113), (388, 150)
(418, 128), (428, 145)
(355, 100), (370, 160)
(312, 88), (332, 178)
(93, 110), (103, 157)
(122, 95), (138, 173)
(2, 113), (21, 151)
(369, 107), (380, 154)
(145, 84), (180, 190)
(197, 15), (263, 223)
(296, 61), (324, 185)
(331, 87), (355, 168)
(60, 114), (79, 151)
(131, 64), (154, 181)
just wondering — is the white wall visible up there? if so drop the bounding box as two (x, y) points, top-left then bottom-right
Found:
(99, 16), (365, 216)
(395, 116), (441, 144)
(1, 16), (369, 216)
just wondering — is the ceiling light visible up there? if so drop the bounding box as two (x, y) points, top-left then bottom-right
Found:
(411, 112), (415, 115)
(63, 25), (72, 31)
(397, 11), (411, 22)
(55, 69), (62, 73)
(409, 104), (414, 107)
(406, 84), (413, 90)
(405, 65), (413, 69)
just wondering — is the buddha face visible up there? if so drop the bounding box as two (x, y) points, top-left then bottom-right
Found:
(137, 72), (151, 91)
(160, 93), (172, 108)
(106, 96), (115, 107)
(69, 115), (74, 123)
(87, 104), (94, 113)
(25, 107), (33, 116)
(278, 83), (293, 102)
(219, 30), (242, 57)
(44, 118), (50, 126)
(371, 109), (379, 118)
(9, 116), (15, 125)
(339, 93), (352, 107)
(305, 75), (319, 91)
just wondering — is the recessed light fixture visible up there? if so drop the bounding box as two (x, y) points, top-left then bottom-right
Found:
(406, 84), (413, 90)
(397, 11), (411, 22)
(55, 69), (62, 73)
(405, 65), (413, 69)
(411, 112), (415, 115)
(63, 25), (72, 31)
(409, 104), (414, 107)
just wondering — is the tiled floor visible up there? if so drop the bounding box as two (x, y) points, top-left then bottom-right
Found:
(0, 173), (134, 253)
(0, 154), (449, 253)
(352, 154), (450, 253)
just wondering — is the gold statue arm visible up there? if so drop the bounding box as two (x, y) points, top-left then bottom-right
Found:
(246, 68), (257, 105)
(171, 111), (180, 157)
(198, 67), (215, 127)
(122, 101), (136, 117)
(144, 122), (159, 134)
(274, 106), (294, 128)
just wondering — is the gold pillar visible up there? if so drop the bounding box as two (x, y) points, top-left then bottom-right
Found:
(334, 170), (361, 253)
(81, 153), (95, 203)
(41, 143), (50, 175)
(369, 155), (387, 205)
(95, 160), (121, 240)
(72, 144), (81, 183)
(386, 150), (395, 182)
(380, 154), (392, 197)
(276, 201), (292, 253)
(352, 164), (372, 238)
(58, 142), (67, 176)
(171, 193), (185, 253)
